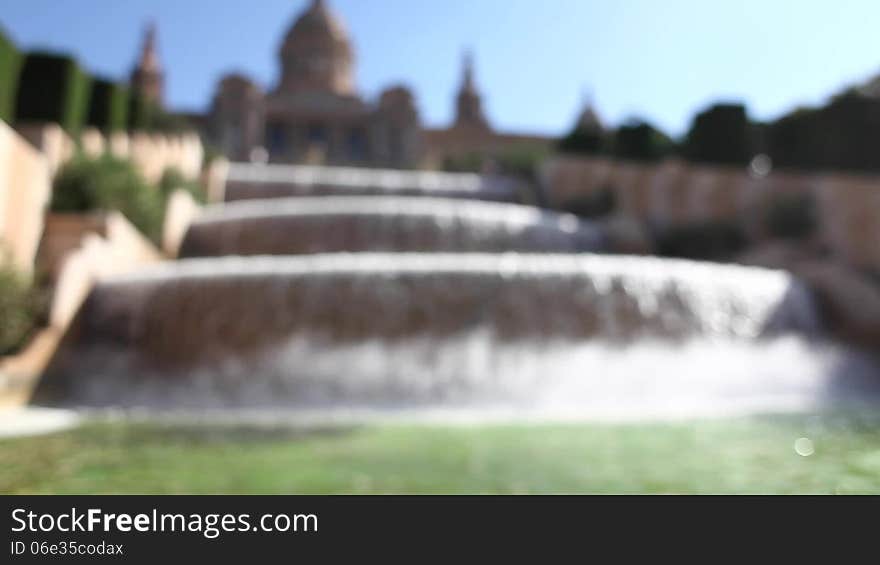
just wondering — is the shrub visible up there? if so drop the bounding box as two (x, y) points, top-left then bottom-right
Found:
(764, 193), (818, 240)
(87, 79), (129, 132)
(159, 167), (206, 203)
(0, 27), (22, 123)
(14, 52), (92, 134)
(52, 155), (165, 243)
(0, 264), (41, 356)
(560, 186), (617, 219)
(656, 221), (748, 262)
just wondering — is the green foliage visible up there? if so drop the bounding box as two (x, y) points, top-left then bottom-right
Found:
(612, 120), (674, 162)
(128, 92), (193, 134)
(14, 52), (92, 134)
(767, 92), (880, 172)
(442, 153), (484, 173)
(0, 28), (22, 123)
(151, 112), (195, 134)
(0, 264), (41, 356)
(127, 91), (156, 131)
(764, 193), (818, 240)
(684, 103), (752, 166)
(52, 155), (165, 243)
(158, 167), (206, 204)
(559, 186), (617, 219)
(558, 126), (607, 155)
(656, 221), (748, 262)
(87, 79), (129, 132)
(494, 145), (552, 182)
(202, 144), (224, 168)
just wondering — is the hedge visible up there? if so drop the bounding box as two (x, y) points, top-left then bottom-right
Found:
(127, 90), (157, 131)
(15, 51), (92, 134)
(87, 79), (129, 132)
(0, 27), (22, 124)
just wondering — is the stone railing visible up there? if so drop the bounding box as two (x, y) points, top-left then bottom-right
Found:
(15, 123), (204, 183)
(45, 211), (163, 330)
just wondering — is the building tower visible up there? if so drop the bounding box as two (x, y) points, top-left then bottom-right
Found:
(453, 50), (490, 131)
(130, 22), (165, 106)
(276, 0), (355, 96)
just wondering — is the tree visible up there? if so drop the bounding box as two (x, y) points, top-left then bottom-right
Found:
(684, 103), (752, 165)
(612, 120), (673, 162)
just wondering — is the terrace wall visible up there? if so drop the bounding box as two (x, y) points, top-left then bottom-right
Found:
(542, 156), (880, 271)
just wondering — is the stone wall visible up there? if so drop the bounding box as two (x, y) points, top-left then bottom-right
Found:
(127, 131), (204, 183)
(14, 123), (204, 183)
(0, 120), (51, 272)
(14, 123), (76, 177)
(542, 156), (880, 271)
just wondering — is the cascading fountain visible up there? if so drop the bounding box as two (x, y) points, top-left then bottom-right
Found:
(31, 163), (880, 420)
(34, 252), (867, 420)
(179, 197), (604, 258)
(224, 163), (526, 203)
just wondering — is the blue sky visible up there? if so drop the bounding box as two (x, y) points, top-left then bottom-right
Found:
(2, 0), (880, 137)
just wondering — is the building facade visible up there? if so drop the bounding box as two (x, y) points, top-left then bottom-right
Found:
(203, 0), (552, 168)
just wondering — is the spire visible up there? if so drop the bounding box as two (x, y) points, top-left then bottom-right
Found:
(453, 49), (490, 131)
(462, 49), (476, 92)
(580, 86), (594, 111)
(576, 86), (602, 132)
(138, 21), (161, 73)
(130, 21), (165, 106)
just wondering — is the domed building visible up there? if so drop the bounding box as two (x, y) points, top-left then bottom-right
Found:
(276, 0), (355, 97)
(205, 0), (552, 168)
(207, 0), (420, 167)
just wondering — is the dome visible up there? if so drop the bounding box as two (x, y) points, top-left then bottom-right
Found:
(277, 0), (355, 96)
(285, 0), (349, 43)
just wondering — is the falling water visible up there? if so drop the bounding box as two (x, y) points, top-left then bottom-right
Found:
(33, 252), (863, 418)
(224, 163), (525, 202)
(180, 197), (604, 257)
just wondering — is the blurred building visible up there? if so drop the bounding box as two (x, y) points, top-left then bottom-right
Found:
(200, 0), (552, 168)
